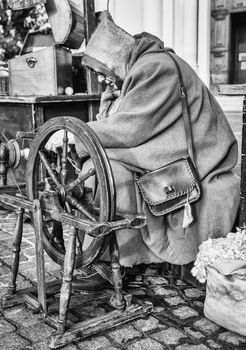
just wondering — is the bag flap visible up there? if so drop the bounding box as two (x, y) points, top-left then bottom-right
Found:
(136, 158), (196, 205)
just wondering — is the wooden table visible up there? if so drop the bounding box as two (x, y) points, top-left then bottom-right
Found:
(219, 84), (246, 226)
(0, 93), (100, 183)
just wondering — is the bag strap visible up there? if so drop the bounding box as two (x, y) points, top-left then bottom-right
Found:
(162, 48), (196, 166)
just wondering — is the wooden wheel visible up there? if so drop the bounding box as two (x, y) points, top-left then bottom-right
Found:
(26, 116), (115, 268)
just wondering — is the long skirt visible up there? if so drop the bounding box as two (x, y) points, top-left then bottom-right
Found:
(83, 159), (240, 267)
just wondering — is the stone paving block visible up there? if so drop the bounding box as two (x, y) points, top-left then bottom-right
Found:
(0, 238), (14, 248)
(1, 222), (16, 232)
(150, 286), (178, 297)
(144, 276), (169, 285)
(164, 296), (186, 306)
(47, 269), (62, 281)
(1, 254), (26, 266)
(0, 332), (30, 350)
(0, 273), (12, 286)
(184, 327), (205, 339)
(0, 231), (12, 240)
(4, 306), (41, 328)
(206, 339), (223, 349)
(33, 341), (78, 350)
(171, 306), (199, 320)
(0, 318), (16, 336)
(1, 238), (32, 250)
(193, 318), (220, 335)
(126, 288), (148, 296)
(23, 233), (36, 240)
(22, 224), (35, 233)
(183, 288), (205, 299)
(175, 344), (210, 350)
(5, 213), (17, 219)
(218, 331), (246, 346)
(0, 209), (10, 215)
(22, 247), (37, 259)
(108, 324), (142, 344)
(127, 337), (164, 350)
(2, 215), (16, 223)
(45, 262), (62, 274)
(0, 244), (12, 257)
(175, 279), (188, 287)
(18, 321), (54, 342)
(0, 285), (8, 298)
(192, 301), (204, 310)
(19, 261), (39, 273)
(151, 327), (187, 345)
(0, 261), (11, 275)
(152, 306), (165, 314)
(78, 335), (112, 350)
(16, 276), (33, 290)
(1, 218), (16, 225)
(134, 316), (166, 332)
(23, 270), (40, 281)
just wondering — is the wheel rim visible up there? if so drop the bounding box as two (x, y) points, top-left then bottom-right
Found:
(26, 116), (115, 268)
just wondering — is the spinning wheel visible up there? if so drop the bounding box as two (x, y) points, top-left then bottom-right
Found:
(26, 116), (115, 268)
(0, 116), (151, 349)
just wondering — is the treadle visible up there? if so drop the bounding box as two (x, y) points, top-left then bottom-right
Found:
(46, 301), (153, 349)
(1, 278), (153, 349)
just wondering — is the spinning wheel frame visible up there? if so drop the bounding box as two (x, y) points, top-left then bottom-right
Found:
(26, 116), (115, 268)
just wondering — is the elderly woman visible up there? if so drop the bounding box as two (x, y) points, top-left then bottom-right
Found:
(71, 11), (240, 289)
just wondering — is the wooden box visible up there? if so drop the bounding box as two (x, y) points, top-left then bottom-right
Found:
(9, 45), (73, 96)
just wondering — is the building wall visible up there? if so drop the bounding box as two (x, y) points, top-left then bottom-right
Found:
(95, 0), (211, 86)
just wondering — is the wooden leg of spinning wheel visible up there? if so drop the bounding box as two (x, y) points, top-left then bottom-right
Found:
(7, 208), (24, 295)
(33, 200), (47, 316)
(109, 233), (125, 310)
(57, 226), (77, 333)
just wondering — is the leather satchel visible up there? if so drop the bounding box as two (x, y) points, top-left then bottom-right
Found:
(136, 156), (201, 216)
(136, 49), (201, 222)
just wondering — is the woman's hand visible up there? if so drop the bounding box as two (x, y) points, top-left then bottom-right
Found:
(97, 85), (121, 120)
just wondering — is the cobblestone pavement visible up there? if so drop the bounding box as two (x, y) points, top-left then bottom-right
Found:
(1, 209), (246, 350)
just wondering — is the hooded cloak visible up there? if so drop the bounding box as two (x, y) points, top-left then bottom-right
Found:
(82, 11), (240, 266)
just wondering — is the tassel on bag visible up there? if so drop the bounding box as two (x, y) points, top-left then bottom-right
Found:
(182, 194), (193, 229)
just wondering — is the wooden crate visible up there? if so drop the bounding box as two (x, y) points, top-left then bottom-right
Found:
(9, 46), (73, 96)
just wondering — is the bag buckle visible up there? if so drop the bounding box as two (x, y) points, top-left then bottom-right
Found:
(164, 185), (176, 195)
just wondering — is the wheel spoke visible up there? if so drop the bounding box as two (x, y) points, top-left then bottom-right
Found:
(38, 150), (62, 190)
(69, 144), (82, 169)
(56, 147), (62, 174)
(65, 168), (95, 192)
(65, 200), (72, 214)
(61, 130), (68, 186)
(66, 193), (97, 222)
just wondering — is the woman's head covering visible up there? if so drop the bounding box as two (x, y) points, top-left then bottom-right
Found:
(82, 11), (135, 86)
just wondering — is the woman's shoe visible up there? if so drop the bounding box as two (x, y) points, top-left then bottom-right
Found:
(72, 261), (113, 291)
